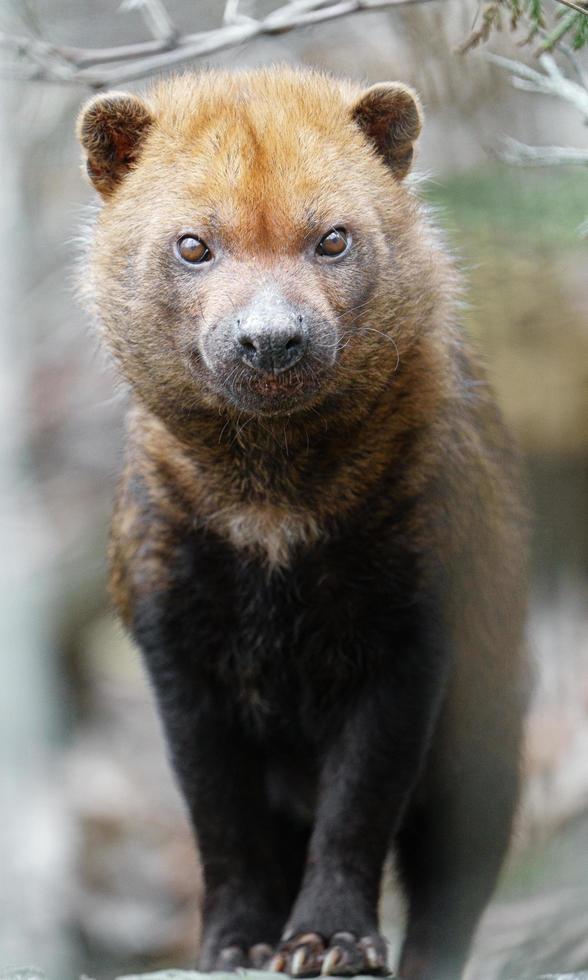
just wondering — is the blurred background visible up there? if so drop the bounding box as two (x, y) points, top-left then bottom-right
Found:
(0, 1), (587, 978)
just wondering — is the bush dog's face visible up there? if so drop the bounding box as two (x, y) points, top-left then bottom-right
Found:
(78, 70), (423, 421)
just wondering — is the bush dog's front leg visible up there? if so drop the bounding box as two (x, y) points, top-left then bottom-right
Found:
(273, 644), (448, 978)
(148, 677), (290, 971)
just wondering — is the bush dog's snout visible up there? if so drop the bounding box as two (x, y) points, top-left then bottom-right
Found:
(200, 286), (339, 411)
(236, 305), (308, 374)
(222, 288), (312, 375)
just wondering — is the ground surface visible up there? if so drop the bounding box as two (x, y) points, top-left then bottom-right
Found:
(3, 970), (588, 979)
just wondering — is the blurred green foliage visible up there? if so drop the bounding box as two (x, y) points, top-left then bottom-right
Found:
(428, 164), (588, 248)
(463, 0), (588, 52)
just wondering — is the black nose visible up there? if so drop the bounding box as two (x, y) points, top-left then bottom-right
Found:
(237, 326), (307, 373)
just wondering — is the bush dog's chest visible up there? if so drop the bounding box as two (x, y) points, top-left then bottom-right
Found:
(133, 498), (435, 736)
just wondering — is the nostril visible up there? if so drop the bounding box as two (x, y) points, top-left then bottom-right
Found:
(236, 326), (307, 372)
(238, 335), (257, 353)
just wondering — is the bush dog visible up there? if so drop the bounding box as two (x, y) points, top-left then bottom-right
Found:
(77, 67), (528, 980)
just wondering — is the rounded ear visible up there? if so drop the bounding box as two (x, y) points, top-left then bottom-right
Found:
(77, 91), (154, 197)
(351, 83), (423, 180)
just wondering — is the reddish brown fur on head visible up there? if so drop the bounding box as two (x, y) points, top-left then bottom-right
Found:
(78, 68), (445, 429)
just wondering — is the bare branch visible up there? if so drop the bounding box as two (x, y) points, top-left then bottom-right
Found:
(120, 0), (178, 45)
(555, 41), (588, 87)
(486, 41), (588, 234)
(536, 9), (578, 52)
(553, 0), (588, 15)
(60, 39), (172, 68)
(0, 0), (441, 89)
(498, 135), (588, 165)
(223, 0), (243, 24)
(481, 51), (588, 118)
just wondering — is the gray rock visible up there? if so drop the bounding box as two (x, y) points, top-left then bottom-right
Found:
(117, 973), (280, 980)
(0, 971), (48, 980)
(117, 974), (300, 980)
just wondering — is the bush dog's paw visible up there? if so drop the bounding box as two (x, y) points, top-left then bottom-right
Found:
(269, 930), (390, 977)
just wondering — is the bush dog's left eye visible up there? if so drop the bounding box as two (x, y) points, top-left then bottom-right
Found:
(316, 227), (349, 258)
(177, 235), (211, 264)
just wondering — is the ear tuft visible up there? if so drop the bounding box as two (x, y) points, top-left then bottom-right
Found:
(77, 92), (154, 197)
(352, 83), (423, 180)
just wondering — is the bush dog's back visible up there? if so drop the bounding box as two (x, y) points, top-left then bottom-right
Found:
(77, 67), (528, 980)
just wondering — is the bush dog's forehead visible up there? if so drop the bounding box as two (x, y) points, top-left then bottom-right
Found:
(141, 87), (385, 251)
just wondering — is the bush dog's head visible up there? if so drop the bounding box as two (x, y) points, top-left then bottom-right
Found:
(78, 69), (435, 425)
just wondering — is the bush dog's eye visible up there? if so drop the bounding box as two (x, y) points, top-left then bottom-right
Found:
(177, 235), (211, 264)
(316, 227), (349, 258)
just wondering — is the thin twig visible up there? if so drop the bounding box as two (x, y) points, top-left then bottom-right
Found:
(120, 0), (179, 44)
(498, 136), (588, 164)
(481, 50), (588, 118)
(486, 39), (588, 234)
(223, 0), (244, 24)
(553, 0), (588, 15)
(536, 9), (578, 52)
(0, 0), (441, 89)
(546, 37), (588, 85)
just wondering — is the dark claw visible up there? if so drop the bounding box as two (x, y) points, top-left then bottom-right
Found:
(291, 947), (309, 976)
(281, 932), (325, 977)
(321, 946), (345, 975)
(359, 934), (390, 975)
(291, 944), (320, 976)
(321, 932), (366, 976)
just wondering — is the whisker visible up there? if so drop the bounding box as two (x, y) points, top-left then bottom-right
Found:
(334, 299), (373, 321)
(343, 325), (401, 373)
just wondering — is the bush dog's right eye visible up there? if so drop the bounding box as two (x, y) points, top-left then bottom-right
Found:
(177, 235), (211, 264)
(316, 227), (349, 259)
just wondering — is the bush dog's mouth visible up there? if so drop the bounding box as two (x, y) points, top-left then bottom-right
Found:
(223, 367), (325, 416)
